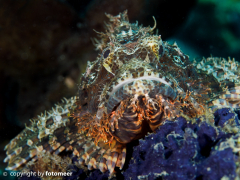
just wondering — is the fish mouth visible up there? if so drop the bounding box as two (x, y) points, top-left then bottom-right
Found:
(109, 76), (172, 97)
(108, 92), (179, 144)
(106, 77), (179, 144)
(107, 77), (177, 114)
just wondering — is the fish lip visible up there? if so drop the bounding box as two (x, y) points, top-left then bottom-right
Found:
(109, 76), (171, 98)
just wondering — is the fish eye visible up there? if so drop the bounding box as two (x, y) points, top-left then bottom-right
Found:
(158, 46), (163, 55)
(103, 49), (110, 58)
(158, 45), (165, 57)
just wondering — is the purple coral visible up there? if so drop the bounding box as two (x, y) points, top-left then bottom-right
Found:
(123, 116), (237, 180)
(214, 108), (236, 127)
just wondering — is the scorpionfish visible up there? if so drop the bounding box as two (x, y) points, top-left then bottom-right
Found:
(4, 10), (240, 177)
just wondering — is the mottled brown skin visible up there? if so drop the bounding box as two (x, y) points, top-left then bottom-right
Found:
(4, 10), (240, 178)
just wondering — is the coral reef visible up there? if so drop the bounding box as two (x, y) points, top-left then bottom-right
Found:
(123, 113), (238, 180)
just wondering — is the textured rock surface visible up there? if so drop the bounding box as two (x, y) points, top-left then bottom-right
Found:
(124, 115), (238, 180)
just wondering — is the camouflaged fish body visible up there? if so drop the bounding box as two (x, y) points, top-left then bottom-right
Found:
(4, 10), (240, 176)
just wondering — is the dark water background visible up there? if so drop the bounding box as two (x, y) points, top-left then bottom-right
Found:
(1, 0), (240, 179)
